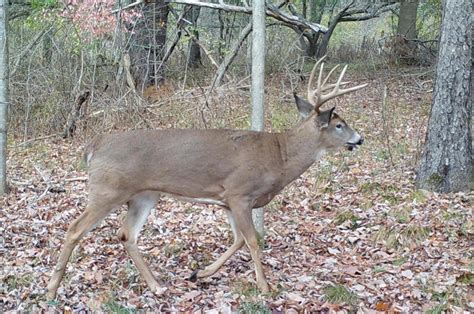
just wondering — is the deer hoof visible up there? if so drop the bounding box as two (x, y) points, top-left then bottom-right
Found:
(45, 290), (56, 301)
(188, 269), (200, 282)
(154, 286), (168, 295)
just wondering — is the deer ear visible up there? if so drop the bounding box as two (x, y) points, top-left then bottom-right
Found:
(293, 93), (315, 119)
(317, 107), (335, 128)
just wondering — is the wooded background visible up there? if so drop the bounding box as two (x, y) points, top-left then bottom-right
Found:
(5, 0), (442, 138)
(1, 0), (472, 312)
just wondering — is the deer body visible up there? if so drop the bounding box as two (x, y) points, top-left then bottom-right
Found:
(46, 57), (366, 299)
(86, 122), (330, 210)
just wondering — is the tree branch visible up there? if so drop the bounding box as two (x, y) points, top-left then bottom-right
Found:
(169, 0), (327, 33)
(340, 3), (397, 22)
(10, 27), (52, 77)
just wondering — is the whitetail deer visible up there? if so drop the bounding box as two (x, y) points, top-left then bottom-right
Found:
(46, 56), (367, 299)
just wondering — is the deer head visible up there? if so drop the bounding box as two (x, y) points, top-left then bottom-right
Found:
(293, 56), (367, 151)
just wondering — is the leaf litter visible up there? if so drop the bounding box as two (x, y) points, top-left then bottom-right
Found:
(1, 70), (473, 312)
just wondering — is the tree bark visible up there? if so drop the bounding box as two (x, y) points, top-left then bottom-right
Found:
(416, 0), (472, 192)
(397, 0), (419, 40)
(129, 0), (169, 90)
(0, 0), (8, 194)
(251, 0), (266, 237)
(394, 0), (419, 62)
(302, 0), (307, 19)
(186, 6), (201, 68)
(304, 0), (325, 56)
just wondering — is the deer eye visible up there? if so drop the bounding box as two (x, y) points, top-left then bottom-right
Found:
(336, 123), (343, 129)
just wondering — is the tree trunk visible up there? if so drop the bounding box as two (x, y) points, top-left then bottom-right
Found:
(186, 6), (201, 68)
(303, 0), (325, 56)
(394, 0), (419, 62)
(129, 0), (169, 91)
(397, 0), (419, 40)
(314, 1), (352, 58)
(315, 2), (346, 59)
(251, 0), (266, 237)
(302, 0), (307, 19)
(304, 32), (322, 57)
(416, 0), (472, 192)
(315, 16), (337, 58)
(0, 0), (8, 194)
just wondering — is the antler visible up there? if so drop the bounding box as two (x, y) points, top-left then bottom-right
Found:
(307, 56), (368, 113)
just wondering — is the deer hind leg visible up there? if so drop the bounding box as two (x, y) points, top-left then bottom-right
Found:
(231, 204), (269, 293)
(46, 195), (121, 300)
(190, 209), (245, 281)
(118, 193), (165, 294)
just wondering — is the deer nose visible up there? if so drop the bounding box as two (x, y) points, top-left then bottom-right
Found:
(357, 138), (364, 145)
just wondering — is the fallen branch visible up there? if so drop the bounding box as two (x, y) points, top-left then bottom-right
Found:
(63, 90), (91, 139)
(64, 177), (88, 182)
(194, 39), (224, 73)
(15, 134), (60, 148)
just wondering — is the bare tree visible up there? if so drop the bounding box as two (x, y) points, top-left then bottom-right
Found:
(129, 0), (170, 90)
(0, 0), (8, 194)
(417, 0), (472, 192)
(289, 1), (396, 58)
(250, 0), (266, 237)
(303, 0), (326, 56)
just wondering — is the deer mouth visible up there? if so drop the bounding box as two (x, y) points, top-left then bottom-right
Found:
(345, 143), (357, 151)
(346, 138), (364, 151)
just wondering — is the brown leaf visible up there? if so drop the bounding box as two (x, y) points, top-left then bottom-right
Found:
(183, 290), (201, 300)
(375, 301), (391, 311)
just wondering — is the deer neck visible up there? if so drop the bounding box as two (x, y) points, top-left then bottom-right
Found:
(280, 120), (326, 182)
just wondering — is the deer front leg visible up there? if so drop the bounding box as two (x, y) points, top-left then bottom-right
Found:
(231, 201), (269, 293)
(190, 209), (244, 281)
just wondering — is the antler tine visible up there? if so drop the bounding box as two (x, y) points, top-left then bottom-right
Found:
(318, 64), (368, 105)
(314, 61), (325, 110)
(320, 81), (350, 92)
(335, 65), (348, 87)
(306, 56), (367, 111)
(322, 64), (340, 88)
(307, 56), (326, 107)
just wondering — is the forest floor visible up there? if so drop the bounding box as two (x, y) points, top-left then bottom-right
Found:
(1, 66), (473, 313)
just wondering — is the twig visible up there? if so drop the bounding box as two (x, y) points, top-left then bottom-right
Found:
(64, 177), (88, 182)
(111, 0), (144, 14)
(33, 165), (52, 200)
(156, 7), (189, 77)
(211, 21), (252, 89)
(10, 27), (52, 77)
(14, 134), (60, 148)
(194, 39), (222, 73)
